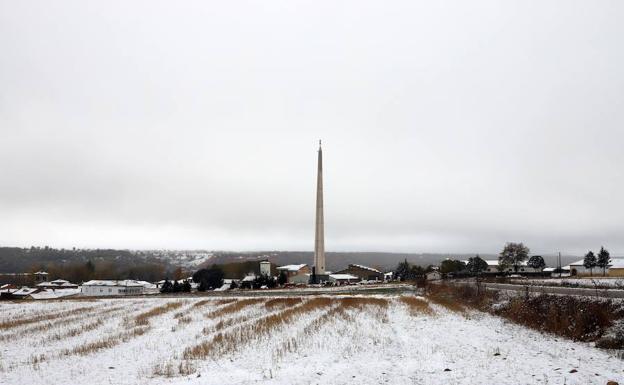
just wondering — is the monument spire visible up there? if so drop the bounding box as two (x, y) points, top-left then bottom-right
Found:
(314, 140), (325, 274)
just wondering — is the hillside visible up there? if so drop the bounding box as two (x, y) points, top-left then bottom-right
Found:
(0, 247), (580, 277)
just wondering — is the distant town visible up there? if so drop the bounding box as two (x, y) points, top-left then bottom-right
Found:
(1, 242), (622, 300)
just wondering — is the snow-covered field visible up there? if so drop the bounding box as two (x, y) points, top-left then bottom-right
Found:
(1, 296), (622, 385)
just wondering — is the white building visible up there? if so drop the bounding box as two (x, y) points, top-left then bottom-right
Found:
(277, 264), (311, 284)
(260, 261), (271, 276)
(426, 271), (442, 281)
(480, 260), (543, 274)
(30, 288), (80, 299)
(36, 279), (79, 290)
(33, 271), (49, 284)
(81, 280), (145, 296)
(567, 257), (624, 277)
(329, 273), (358, 285)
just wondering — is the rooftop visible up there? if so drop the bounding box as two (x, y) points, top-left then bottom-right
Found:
(609, 258), (624, 268)
(329, 274), (359, 280)
(277, 264), (307, 272)
(242, 275), (257, 282)
(568, 257), (624, 268)
(349, 264), (382, 274)
(82, 280), (145, 287)
(36, 280), (77, 287)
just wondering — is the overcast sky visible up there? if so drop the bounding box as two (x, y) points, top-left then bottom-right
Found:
(1, 0), (623, 255)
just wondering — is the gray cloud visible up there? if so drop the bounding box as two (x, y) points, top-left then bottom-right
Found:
(1, 0), (623, 255)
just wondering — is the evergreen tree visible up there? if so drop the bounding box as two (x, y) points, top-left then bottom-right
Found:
(253, 274), (276, 289)
(583, 251), (597, 276)
(466, 255), (488, 276)
(181, 280), (192, 292)
(439, 259), (466, 275)
(192, 265), (224, 291)
(596, 246), (611, 276)
(172, 280), (181, 293)
(409, 265), (425, 279)
(394, 259), (411, 281)
(160, 279), (173, 293)
(277, 271), (288, 286)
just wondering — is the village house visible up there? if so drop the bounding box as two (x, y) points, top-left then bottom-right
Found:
(328, 273), (359, 285)
(1, 287), (43, 299)
(0, 285), (80, 300)
(241, 274), (257, 288)
(276, 264), (311, 284)
(479, 260), (544, 274)
(33, 271), (49, 284)
(426, 270), (442, 281)
(81, 280), (145, 296)
(567, 257), (624, 277)
(36, 279), (79, 290)
(609, 258), (624, 277)
(334, 264), (384, 281)
(215, 278), (238, 291)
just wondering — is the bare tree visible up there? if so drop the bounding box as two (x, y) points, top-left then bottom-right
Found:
(499, 242), (530, 274)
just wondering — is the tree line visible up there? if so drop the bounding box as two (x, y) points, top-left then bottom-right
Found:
(393, 242), (552, 279)
(188, 264), (290, 291)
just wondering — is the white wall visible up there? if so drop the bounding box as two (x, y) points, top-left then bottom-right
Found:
(81, 285), (144, 296)
(260, 262), (271, 276)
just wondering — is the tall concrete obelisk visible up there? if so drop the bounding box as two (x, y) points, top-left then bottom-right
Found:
(314, 140), (326, 274)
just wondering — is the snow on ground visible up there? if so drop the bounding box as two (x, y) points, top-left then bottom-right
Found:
(0, 296), (622, 385)
(513, 278), (624, 289)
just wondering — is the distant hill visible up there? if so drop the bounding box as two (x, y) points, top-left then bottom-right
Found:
(0, 247), (213, 274)
(0, 246), (580, 278)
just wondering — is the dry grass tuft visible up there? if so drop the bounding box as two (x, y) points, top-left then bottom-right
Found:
(265, 297), (303, 309)
(0, 305), (96, 330)
(429, 282), (624, 346)
(208, 314), (250, 334)
(336, 297), (389, 309)
(186, 297), (333, 359)
(399, 296), (434, 315)
(206, 297), (303, 335)
(46, 319), (104, 342)
(29, 354), (46, 365)
(62, 326), (150, 356)
(204, 298), (264, 320)
(152, 360), (196, 377)
(192, 299), (214, 308)
(215, 299), (237, 305)
(273, 297), (392, 360)
(426, 285), (466, 313)
(134, 302), (184, 326)
(0, 305), (125, 344)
